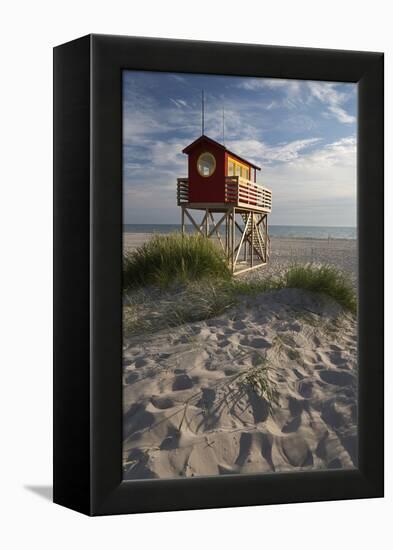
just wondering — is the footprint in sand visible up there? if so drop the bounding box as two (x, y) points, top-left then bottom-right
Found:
(123, 404), (154, 434)
(172, 374), (194, 391)
(150, 396), (174, 410)
(325, 350), (350, 369)
(235, 432), (252, 466)
(216, 336), (230, 348)
(134, 357), (148, 368)
(330, 344), (342, 352)
(125, 372), (139, 385)
(204, 360), (218, 371)
(196, 388), (216, 409)
(319, 370), (355, 387)
(239, 336), (271, 349)
(313, 335), (322, 347)
(297, 380), (313, 398)
(321, 401), (346, 429)
(293, 368), (305, 380)
(124, 448), (157, 480)
(281, 415), (302, 433)
(313, 363), (325, 371)
(339, 434), (358, 466)
(260, 433), (275, 470)
(288, 396), (304, 416)
(157, 352), (171, 360)
(224, 368), (238, 376)
(160, 427), (180, 450)
(233, 320), (247, 330)
(281, 436), (314, 467)
(248, 392), (270, 423)
(287, 322), (302, 333)
(250, 337), (272, 349)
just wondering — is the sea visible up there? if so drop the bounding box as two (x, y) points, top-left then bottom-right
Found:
(123, 224), (356, 240)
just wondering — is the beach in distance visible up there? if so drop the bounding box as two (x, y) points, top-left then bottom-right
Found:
(124, 224), (357, 240)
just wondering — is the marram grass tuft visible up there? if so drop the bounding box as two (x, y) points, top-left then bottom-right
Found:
(123, 233), (231, 289)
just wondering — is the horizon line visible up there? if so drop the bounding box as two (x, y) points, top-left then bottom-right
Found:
(123, 222), (357, 228)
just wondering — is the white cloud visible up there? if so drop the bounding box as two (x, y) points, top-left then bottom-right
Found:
(123, 104), (200, 147)
(170, 98), (188, 108)
(169, 74), (187, 83)
(236, 78), (356, 124)
(327, 105), (356, 124)
(262, 136), (357, 225)
(292, 136), (356, 169)
(225, 137), (321, 166)
(307, 82), (356, 124)
(237, 78), (301, 96)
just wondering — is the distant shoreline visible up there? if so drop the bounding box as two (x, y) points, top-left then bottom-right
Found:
(123, 224), (357, 241)
(123, 231), (356, 242)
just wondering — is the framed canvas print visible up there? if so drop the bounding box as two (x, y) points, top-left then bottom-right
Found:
(53, 34), (384, 516)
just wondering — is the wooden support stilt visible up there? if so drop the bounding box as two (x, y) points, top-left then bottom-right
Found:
(184, 209), (202, 234)
(251, 212), (254, 267)
(232, 208), (235, 273)
(181, 206), (185, 235)
(180, 205), (269, 275)
(209, 212), (225, 253)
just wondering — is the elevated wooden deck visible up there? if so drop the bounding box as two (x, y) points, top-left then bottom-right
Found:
(177, 177), (272, 213)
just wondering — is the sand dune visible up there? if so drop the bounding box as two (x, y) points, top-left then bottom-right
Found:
(123, 288), (357, 480)
(123, 232), (357, 282)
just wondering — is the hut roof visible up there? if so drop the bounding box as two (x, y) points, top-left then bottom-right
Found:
(182, 135), (261, 171)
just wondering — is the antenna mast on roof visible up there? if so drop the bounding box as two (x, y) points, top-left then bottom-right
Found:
(222, 105), (225, 146)
(201, 89), (205, 135)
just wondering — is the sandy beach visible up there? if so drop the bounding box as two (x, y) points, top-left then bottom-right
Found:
(122, 231), (358, 479)
(123, 287), (357, 479)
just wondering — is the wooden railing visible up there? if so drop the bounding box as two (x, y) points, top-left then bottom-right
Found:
(177, 178), (189, 204)
(177, 176), (272, 212)
(225, 177), (272, 212)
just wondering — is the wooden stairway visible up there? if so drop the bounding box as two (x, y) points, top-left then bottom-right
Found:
(240, 212), (267, 263)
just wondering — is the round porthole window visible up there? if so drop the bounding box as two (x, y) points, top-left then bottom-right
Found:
(197, 152), (216, 177)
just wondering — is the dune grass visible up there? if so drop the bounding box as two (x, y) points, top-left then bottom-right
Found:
(228, 264), (357, 314)
(224, 264), (357, 314)
(123, 281), (236, 335)
(123, 263), (356, 338)
(233, 354), (280, 409)
(123, 233), (231, 289)
(123, 236), (356, 334)
(279, 264), (356, 313)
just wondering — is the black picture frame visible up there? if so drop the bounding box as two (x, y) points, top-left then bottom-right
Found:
(53, 34), (384, 516)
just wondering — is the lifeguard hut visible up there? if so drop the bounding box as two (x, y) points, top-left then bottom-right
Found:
(177, 134), (272, 275)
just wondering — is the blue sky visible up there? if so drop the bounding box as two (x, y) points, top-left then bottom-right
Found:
(123, 71), (357, 226)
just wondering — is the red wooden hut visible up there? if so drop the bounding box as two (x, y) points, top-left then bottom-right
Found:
(177, 134), (272, 275)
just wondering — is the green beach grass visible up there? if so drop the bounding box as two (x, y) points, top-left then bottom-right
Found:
(123, 234), (357, 331)
(123, 233), (231, 289)
(229, 264), (357, 314)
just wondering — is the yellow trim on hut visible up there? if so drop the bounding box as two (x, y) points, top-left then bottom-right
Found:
(227, 156), (250, 179)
